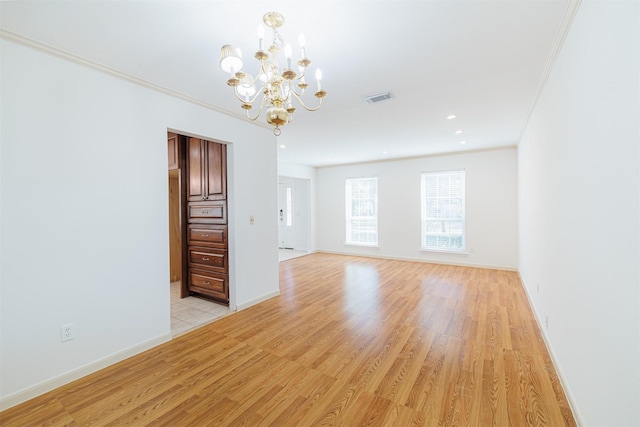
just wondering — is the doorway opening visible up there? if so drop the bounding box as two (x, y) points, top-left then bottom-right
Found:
(168, 131), (230, 336)
(278, 175), (311, 262)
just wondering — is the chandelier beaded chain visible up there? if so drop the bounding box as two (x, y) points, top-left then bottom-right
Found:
(219, 12), (327, 136)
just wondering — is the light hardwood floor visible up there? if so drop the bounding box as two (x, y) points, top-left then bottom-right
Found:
(0, 253), (576, 426)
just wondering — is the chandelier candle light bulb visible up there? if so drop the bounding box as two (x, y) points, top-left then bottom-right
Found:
(220, 11), (327, 135)
(284, 43), (292, 70)
(299, 34), (306, 58)
(257, 25), (264, 51)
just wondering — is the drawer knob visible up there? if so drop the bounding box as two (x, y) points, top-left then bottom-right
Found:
(204, 281), (211, 285)
(202, 257), (210, 261)
(202, 234), (209, 237)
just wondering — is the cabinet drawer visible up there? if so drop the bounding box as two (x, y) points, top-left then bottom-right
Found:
(188, 247), (227, 271)
(189, 269), (228, 301)
(188, 201), (226, 224)
(188, 224), (227, 248)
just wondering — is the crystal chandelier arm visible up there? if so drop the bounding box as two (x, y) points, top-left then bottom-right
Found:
(290, 90), (325, 112)
(294, 67), (308, 80)
(244, 92), (268, 121)
(288, 80), (306, 99)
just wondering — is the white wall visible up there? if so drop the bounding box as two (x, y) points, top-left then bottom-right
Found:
(0, 38), (279, 407)
(278, 160), (317, 251)
(518, 1), (639, 425)
(316, 148), (518, 270)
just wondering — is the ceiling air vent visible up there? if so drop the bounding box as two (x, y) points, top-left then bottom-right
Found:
(363, 92), (393, 104)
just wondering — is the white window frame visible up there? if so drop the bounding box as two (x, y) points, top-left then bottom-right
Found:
(421, 170), (466, 253)
(345, 177), (378, 246)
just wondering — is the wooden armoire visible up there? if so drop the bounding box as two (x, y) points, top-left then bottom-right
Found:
(168, 132), (229, 304)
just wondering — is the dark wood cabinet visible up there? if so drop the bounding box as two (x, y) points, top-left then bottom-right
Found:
(187, 137), (226, 202)
(168, 133), (181, 283)
(169, 171), (181, 282)
(184, 136), (229, 304)
(168, 132), (179, 171)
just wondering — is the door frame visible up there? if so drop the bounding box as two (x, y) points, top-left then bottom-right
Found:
(168, 130), (235, 309)
(277, 175), (311, 252)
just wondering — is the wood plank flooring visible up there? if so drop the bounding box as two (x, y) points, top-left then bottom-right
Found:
(0, 253), (576, 426)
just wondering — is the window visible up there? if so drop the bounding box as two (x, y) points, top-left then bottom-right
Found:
(345, 177), (378, 246)
(286, 187), (292, 226)
(421, 170), (465, 252)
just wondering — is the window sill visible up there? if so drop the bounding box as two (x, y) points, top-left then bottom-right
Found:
(420, 248), (468, 255)
(344, 243), (379, 248)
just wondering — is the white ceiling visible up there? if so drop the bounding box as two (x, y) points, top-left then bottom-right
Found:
(0, 0), (573, 167)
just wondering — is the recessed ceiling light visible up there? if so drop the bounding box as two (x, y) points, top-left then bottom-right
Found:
(455, 130), (463, 135)
(279, 144), (286, 148)
(460, 140), (467, 144)
(447, 115), (456, 120)
(382, 151), (388, 155)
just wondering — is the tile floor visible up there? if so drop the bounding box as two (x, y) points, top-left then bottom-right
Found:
(170, 250), (309, 336)
(170, 281), (230, 336)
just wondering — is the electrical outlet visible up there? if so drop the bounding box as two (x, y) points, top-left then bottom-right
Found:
(537, 283), (540, 294)
(544, 316), (549, 330)
(249, 215), (255, 225)
(60, 323), (74, 342)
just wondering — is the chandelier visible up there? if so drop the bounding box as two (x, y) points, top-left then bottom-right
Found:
(219, 12), (327, 136)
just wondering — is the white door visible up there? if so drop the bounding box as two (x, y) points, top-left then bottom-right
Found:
(278, 180), (295, 248)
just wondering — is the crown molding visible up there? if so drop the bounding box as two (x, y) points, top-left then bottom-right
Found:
(314, 144), (519, 169)
(517, 0), (582, 141)
(0, 28), (270, 130)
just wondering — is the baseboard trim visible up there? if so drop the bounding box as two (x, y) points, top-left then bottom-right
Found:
(316, 250), (518, 271)
(236, 290), (281, 311)
(517, 273), (584, 426)
(0, 332), (172, 411)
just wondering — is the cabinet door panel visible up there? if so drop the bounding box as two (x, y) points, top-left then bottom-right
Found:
(169, 175), (182, 282)
(187, 137), (205, 201)
(205, 141), (227, 200)
(168, 133), (179, 170)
